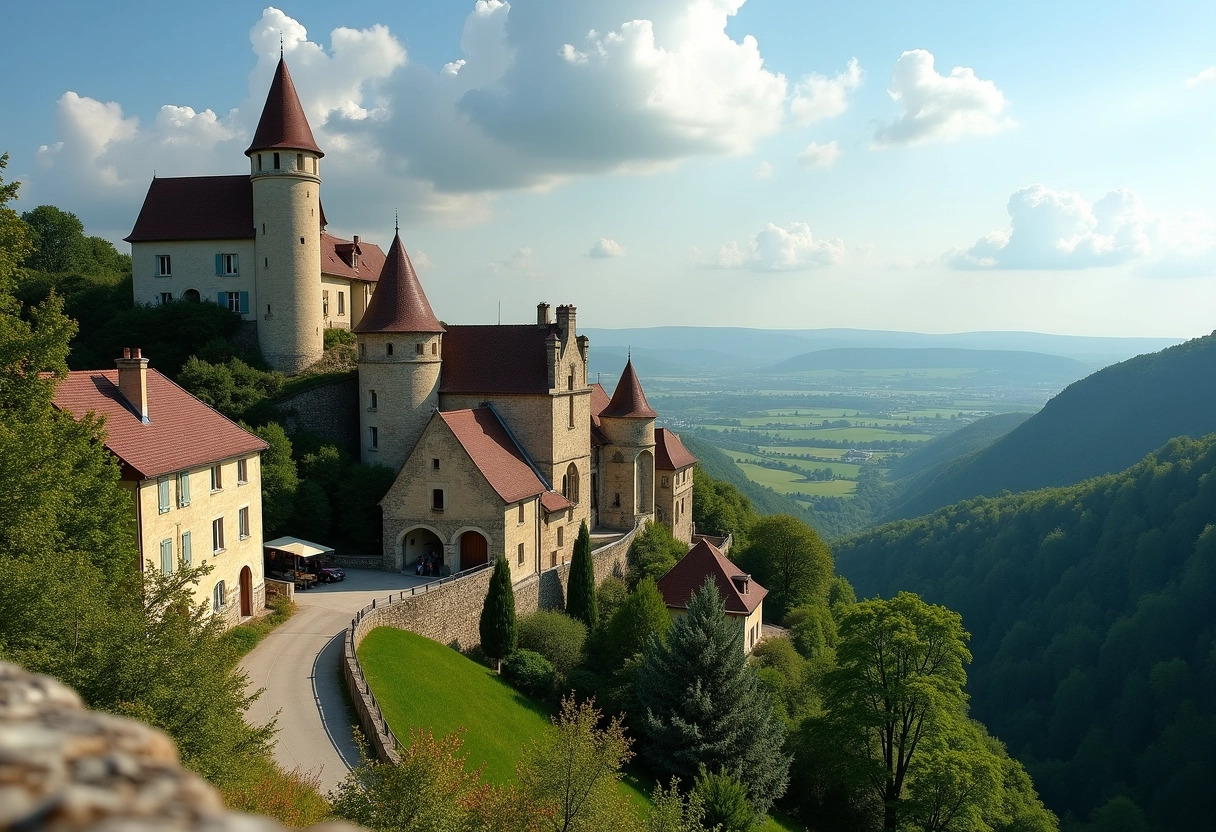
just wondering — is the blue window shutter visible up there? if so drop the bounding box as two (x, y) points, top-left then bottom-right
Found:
(215, 254), (223, 275)
(179, 472), (190, 506)
(217, 291), (226, 305)
(158, 478), (170, 513)
(240, 292), (249, 314)
(181, 531), (192, 565)
(160, 539), (173, 574)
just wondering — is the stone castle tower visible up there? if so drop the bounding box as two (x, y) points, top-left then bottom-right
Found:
(597, 358), (658, 529)
(353, 231), (446, 468)
(246, 57), (325, 374)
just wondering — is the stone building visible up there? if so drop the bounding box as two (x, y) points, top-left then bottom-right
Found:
(51, 349), (269, 627)
(657, 539), (767, 654)
(125, 56), (387, 374)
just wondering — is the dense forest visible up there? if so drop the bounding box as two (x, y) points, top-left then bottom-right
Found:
(838, 435), (1216, 830)
(885, 412), (1031, 483)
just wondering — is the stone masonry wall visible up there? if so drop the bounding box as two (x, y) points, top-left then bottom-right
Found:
(342, 521), (642, 763)
(271, 374), (358, 455)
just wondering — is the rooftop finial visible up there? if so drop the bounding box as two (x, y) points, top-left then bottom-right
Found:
(280, 31), (284, 58)
(394, 210), (399, 235)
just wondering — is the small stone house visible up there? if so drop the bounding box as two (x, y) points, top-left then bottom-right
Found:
(51, 349), (269, 628)
(657, 539), (767, 654)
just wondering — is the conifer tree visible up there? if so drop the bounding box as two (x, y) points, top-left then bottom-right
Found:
(479, 555), (517, 668)
(566, 520), (598, 628)
(637, 578), (790, 817)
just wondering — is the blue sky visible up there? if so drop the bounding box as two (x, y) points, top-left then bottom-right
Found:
(2, 1), (1213, 336)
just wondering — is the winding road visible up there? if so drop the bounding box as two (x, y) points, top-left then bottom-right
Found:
(239, 569), (427, 794)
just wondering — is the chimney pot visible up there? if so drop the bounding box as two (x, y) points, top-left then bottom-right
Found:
(122, 347), (131, 359)
(115, 349), (150, 424)
(537, 302), (551, 326)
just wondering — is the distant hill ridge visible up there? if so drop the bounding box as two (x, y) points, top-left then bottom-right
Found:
(891, 330), (1216, 518)
(763, 347), (1087, 375)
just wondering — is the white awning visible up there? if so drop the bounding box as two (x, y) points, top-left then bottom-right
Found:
(263, 536), (335, 558)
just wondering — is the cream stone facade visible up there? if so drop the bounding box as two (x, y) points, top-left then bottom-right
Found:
(131, 238), (257, 314)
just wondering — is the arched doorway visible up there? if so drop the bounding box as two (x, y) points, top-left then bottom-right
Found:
(459, 530), (489, 571)
(402, 527), (444, 575)
(239, 566), (252, 618)
(636, 451), (654, 512)
(183, 288), (201, 303)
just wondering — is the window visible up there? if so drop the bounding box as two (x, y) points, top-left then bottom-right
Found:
(432, 489), (444, 511)
(160, 292), (173, 305)
(518, 503), (525, 524)
(177, 471), (191, 507)
(613, 492), (621, 508)
(337, 291), (345, 316)
(416, 342), (424, 355)
(517, 542), (525, 565)
(211, 464), (223, 491)
(322, 290), (330, 317)
(222, 291), (248, 314)
(273, 152), (280, 170)
(217, 253), (239, 276)
(213, 581), (226, 611)
(360, 343), (366, 357)
(386, 343), (394, 356)
(160, 539), (173, 574)
(239, 506), (250, 540)
(158, 477), (171, 514)
(369, 426), (379, 450)
(662, 475), (669, 488)
(432, 457), (439, 471)
(157, 254), (171, 276)
(296, 153), (303, 170)
(370, 390), (378, 410)
(257, 154), (262, 172)
(431, 341), (438, 355)
(564, 463), (579, 504)
(181, 531), (192, 565)
(568, 370), (574, 391)
(557, 526), (564, 547)
(568, 396), (574, 428)
(212, 518), (225, 553)
(237, 458), (248, 484)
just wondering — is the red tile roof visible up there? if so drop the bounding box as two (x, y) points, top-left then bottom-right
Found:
(246, 57), (323, 157)
(321, 232), (385, 284)
(439, 408), (547, 504)
(352, 233), (444, 333)
(589, 382), (611, 445)
(52, 369), (268, 480)
(441, 325), (558, 395)
(656, 538), (766, 616)
(655, 428), (698, 471)
(602, 359), (657, 419)
(125, 176), (253, 243)
(540, 491), (573, 513)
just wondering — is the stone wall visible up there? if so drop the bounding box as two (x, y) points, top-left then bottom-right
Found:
(342, 521), (641, 763)
(271, 374), (358, 454)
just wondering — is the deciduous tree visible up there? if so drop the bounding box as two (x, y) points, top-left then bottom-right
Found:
(625, 520), (687, 588)
(738, 514), (833, 621)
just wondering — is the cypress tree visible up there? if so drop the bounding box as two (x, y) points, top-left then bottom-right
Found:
(637, 578), (790, 817)
(479, 555), (517, 668)
(565, 520), (598, 627)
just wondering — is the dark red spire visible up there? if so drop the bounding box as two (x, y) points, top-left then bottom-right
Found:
(602, 359), (657, 419)
(246, 57), (324, 158)
(354, 233), (444, 334)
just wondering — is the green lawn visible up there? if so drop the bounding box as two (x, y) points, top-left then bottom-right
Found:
(735, 463), (858, 498)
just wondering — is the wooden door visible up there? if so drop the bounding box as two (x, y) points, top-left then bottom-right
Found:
(459, 531), (488, 570)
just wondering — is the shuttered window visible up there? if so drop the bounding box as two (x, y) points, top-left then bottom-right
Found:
(177, 471), (190, 507)
(158, 477), (171, 514)
(160, 539), (173, 574)
(182, 531), (192, 565)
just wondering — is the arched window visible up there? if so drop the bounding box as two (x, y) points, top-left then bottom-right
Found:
(564, 463), (580, 504)
(213, 581), (226, 612)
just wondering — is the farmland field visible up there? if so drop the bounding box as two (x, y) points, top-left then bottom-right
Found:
(735, 462), (859, 498)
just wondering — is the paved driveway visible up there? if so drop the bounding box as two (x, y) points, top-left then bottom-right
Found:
(239, 568), (428, 794)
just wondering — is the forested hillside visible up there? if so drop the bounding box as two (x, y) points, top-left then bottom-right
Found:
(892, 332), (1216, 519)
(765, 347), (1088, 380)
(837, 434), (1216, 830)
(886, 411), (1031, 482)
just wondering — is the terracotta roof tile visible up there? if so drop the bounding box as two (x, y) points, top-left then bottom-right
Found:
(246, 57), (323, 157)
(125, 176), (253, 243)
(656, 538), (766, 616)
(589, 382), (611, 446)
(321, 232), (385, 283)
(353, 233), (443, 333)
(602, 359), (657, 419)
(540, 491), (573, 513)
(441, 325), (556, 395)
(439, 408), (547, 504)
(52, 369), (268, 480)
(655, 428), (698, 471)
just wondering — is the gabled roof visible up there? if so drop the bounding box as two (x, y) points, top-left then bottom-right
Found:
(353, 233), (444, 333)
(439, 408), (547, 504)
(540, 491), (573, 514)
(246, 57), (323, 157)
(655, 428), (698, 471)
(441, 325), (558, 395)
(52, 369), (268, 480)
(602, 359), (657, 419)
(656, 539), (766, 616)
(321, 232), (386, 284)
(125, 176), (253, 243)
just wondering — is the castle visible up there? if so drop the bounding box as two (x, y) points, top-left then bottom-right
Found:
(126, 56), (697, 577)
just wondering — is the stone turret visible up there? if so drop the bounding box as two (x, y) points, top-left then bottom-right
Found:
(354, 231), (445, 469)
(598, 359), (658, 530)
(248, 56), (325, 374)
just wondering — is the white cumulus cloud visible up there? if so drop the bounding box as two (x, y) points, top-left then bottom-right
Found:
(796, 140), (840, 168)
(790, 58), (863, 125)
(950, 184), (1215, 275)
(754, 161), (774, 179)
(873, 49), (1013, 147)
(700, 222), (845, 271)
(1186, 66), (1216, 87)
(589, 238), (625, 258)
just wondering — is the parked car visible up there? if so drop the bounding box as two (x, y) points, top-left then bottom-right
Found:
(318, 565), (346, 583)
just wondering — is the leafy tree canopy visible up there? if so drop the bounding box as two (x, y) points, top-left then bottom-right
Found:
(738, 513), (834, 621)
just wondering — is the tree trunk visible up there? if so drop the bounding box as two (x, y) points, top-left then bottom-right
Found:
(884, 797), (898, 832)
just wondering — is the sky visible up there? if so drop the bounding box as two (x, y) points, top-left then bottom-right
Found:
(2, 0), (1214, 337)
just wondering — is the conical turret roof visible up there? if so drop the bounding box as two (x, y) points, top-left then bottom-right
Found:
(353, 232), (444, 334)
(246, 57), (324, 158)
(602, 359), (657, 419)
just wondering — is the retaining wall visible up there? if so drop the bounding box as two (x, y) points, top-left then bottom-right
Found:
(271, 374), (359, 454)
(341, 521), (641, 763)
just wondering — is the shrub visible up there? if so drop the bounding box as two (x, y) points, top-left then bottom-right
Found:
(626, 521), (687, 588)
(503, 649), (556, 698)
(597, 575), (628, 621)
(324, 327), (356, 348)
(518, 610), (587, 676)
(692, 767), (754, 832)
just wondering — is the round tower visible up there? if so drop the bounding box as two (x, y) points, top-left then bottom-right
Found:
(353, 231), (445, 469)
(247, 56), (325, 374)
(598, 359), (658, 531)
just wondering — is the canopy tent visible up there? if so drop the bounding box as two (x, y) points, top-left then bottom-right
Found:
(263, 537), (335, 589)
(263, 536), (334, 558)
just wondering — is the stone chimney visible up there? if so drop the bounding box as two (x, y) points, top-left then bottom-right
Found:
(537, 302), (551, 326)
(555, 304), (576, 340)
(352, 235), (360, 267)
(115, 347), (149, 424)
